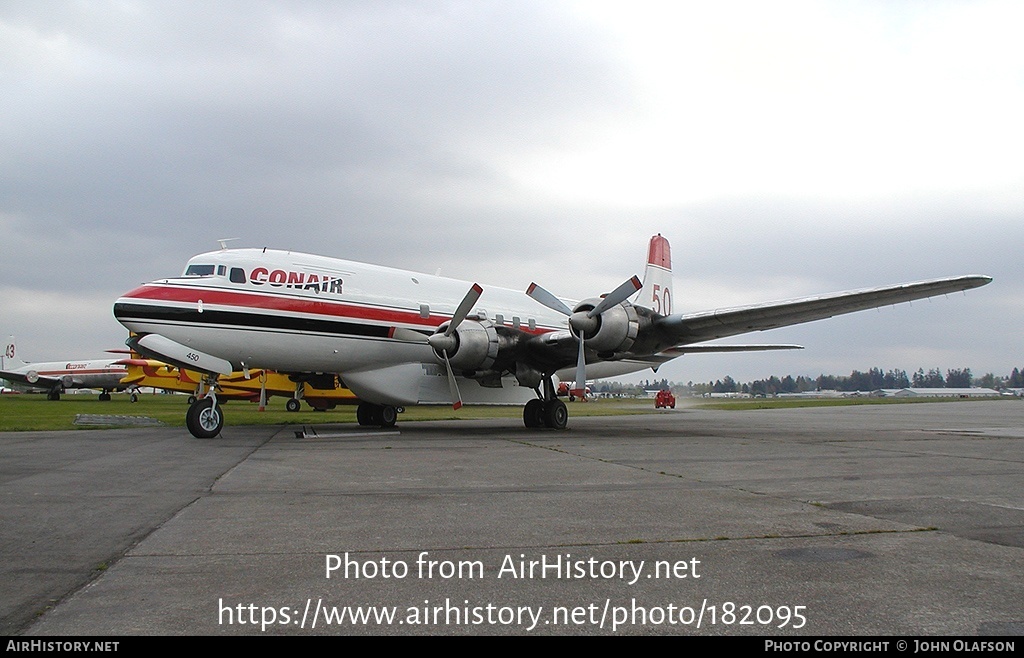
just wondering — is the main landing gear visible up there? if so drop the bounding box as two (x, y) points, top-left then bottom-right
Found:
(356, 401), (399, 428)
(523, 375), (568, 430)
(523, 398), (568, 429)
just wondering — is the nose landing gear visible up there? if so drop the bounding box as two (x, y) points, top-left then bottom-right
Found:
(186, 380), (224, 439)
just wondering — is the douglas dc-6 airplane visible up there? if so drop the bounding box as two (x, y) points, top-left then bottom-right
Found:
(112, 235), (991, 438)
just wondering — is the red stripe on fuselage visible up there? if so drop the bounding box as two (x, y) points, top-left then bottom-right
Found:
(121, 284), (444, 328)
(37, 368), (124, 376)
(119, 284), (557, 335)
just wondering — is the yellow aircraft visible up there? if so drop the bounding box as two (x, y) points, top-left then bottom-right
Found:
(118, 358), (357, 411)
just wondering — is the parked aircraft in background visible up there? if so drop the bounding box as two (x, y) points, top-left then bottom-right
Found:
(1, 337), (131, 401)
(112, 234), (991, 438)
(119, 358), (358, 410)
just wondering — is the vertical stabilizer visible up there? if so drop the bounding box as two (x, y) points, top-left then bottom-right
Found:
(635, 234), (674, 315)
(3, 336), (19, 369)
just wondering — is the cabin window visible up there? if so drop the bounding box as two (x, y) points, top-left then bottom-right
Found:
(230, 268), (246, 284)
(419, 304), (430, 319)
(184, 264), (215, 277)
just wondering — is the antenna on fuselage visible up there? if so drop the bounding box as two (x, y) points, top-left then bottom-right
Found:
(217, 238), (239, 250)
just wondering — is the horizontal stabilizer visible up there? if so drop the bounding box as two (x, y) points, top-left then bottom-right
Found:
(664, 344), (804, 354)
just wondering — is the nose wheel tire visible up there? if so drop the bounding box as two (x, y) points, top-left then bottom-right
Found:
(186, 398), (224, 439)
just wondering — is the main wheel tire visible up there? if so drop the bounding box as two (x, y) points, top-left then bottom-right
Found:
(186, 398), (224, 439)
(543, 399), (568, 430)
(356, 401), (375, 426)
(380, 405), (398, 428)
(523, 399), (545, 428)
(286, 398), (301, 412)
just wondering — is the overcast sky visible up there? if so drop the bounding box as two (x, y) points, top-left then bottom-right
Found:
(2, 1), (1021, 386)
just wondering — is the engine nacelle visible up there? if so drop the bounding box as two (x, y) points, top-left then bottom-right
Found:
(431, 319), (500, 373)
(570, 298), (639, 354)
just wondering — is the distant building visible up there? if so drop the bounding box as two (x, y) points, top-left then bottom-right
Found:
(880, 388), (1001, 398)
(776, 390), (843, 399)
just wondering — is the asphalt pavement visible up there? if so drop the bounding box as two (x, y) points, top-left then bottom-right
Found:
(3, 400), (1022, 636)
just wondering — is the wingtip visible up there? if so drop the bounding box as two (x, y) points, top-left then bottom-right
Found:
(962, 274), (993, 289)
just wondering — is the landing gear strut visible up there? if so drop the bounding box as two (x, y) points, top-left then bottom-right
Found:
(523, 376), (568, 430)
(286, 381), (303, 412)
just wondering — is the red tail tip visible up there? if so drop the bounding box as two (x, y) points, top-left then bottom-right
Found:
(647, 234), (671, 269)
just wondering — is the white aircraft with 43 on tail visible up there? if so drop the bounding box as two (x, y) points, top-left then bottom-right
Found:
(112, 235), (991, 438)
(1, 337), (131, 401)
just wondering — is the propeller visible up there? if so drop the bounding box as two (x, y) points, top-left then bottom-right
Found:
(425, 283), (483, 410)
(526, 276), (641, 399)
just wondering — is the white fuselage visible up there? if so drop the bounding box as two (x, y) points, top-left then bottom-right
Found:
(116, 249), (558, 369)
(113, 249), (650, 405)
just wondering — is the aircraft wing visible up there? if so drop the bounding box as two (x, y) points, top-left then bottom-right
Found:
(0, 369), (62, 389)
(654, 275), (992, 346)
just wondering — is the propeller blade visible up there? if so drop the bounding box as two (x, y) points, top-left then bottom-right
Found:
(441, 349), (463, 410)
(526, 282), (573, 316)
(575, 336), (586, 400)
(587, 275), (642, 318)
(446, 284), (484, 337)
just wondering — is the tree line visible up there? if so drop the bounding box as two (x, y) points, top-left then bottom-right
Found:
(593, 367), (1024, 396)
(696, 367), (1024, 395)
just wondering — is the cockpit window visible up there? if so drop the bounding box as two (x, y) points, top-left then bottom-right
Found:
(184, 264), (216, 277)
